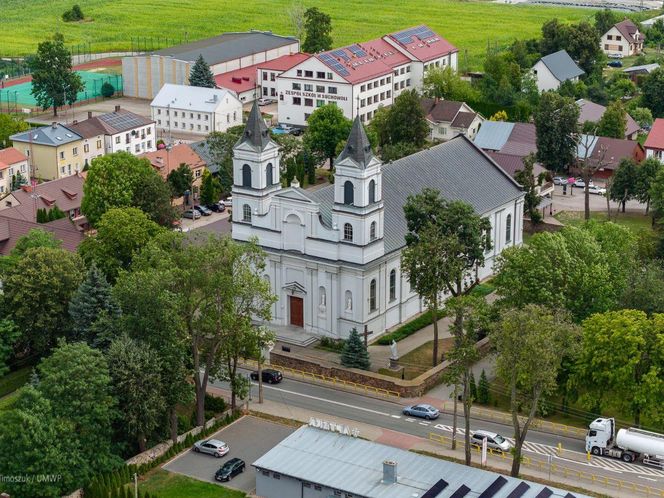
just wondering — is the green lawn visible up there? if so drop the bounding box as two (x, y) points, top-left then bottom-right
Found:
(554, 210), (653, 233)
(0, 391), (19, 412)
(0, 366), (31, 398)
(0, 0), (592, 67)
(133, 469), (245, 498)
(379, 337), (454, 380)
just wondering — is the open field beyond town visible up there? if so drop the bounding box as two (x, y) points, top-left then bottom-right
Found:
(0, 0), (595, 67)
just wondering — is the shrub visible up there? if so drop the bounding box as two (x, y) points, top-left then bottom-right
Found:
(177, 413), (191, 433)
(62, 4), (84, 21)
(319, 336), (345, 352)
(376, 309), (445, 345)
(477, 369), (490, 405)
(101, 81), (115, 98)
(204, 393), (226, 413)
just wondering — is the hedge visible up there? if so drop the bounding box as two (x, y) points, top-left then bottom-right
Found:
(375, 309), (446, 345)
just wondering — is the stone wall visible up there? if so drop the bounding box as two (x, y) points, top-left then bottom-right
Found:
(271, 337), (491, 398)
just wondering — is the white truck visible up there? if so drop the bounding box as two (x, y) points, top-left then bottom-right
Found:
(586, 417), (664, 469)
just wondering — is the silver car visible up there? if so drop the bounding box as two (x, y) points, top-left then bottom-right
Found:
(402, 403), (440, 420)
(471, 430), (513, 453)
(193, 438), (229, 458)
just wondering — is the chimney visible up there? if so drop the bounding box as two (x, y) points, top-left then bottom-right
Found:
(51, 122), (57, 129)
(114, 105), (121, 112)
(88, 111), (93, 119)
(73, 120), (78, 124)
(382, 460), (397, 484)
(20, 185), (32, 193)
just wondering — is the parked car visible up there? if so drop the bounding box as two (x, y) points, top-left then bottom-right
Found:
(207, 202), (226, 213)
(250, 369), (283, 384)
(257, 98), (272, 106)
(182, 209), (201, 220)
(193, 438), (229, 457)
(471, 430), (513, 453)
(587, 184), (607, 195)
(279, 124), (294, 132)
(608, 53), (624, 59)
(402, 404), (440, 420)
(574, 178), (594, 189)
(194, 205), (212, 216)
(607, 60), (623, 68)
(215, 458), (245, 482)
(553, 176), (565, 185)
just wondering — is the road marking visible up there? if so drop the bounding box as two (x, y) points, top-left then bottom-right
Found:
(391, 415), (402, 419)
(261, 384), (393, 417)
(406, 418), (416, 423)
(419, 422), (430, 426)
(638, 476), (658, 482)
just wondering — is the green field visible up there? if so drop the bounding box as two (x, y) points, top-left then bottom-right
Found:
(554, 210), (653, 233)
(132, 469), (245, 498)
(0, 0), (594, 67)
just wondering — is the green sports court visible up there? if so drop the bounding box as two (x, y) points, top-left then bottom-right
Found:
(0, 70), (123, 108)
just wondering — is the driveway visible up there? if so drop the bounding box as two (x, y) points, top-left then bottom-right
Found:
(180, 210), (230, 232)
(163, 416), (295, 492)
(550, 184), (646, 216)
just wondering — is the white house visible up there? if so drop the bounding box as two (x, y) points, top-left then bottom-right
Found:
(151, 83), (243, 136)
(420, 98), (483, 142)
(0, 148), (29, 194)
(601, 19), (645, 57)
(231, 103), (524, 340)
(276, 25), (458, 127)
(532, 50), (585, 92)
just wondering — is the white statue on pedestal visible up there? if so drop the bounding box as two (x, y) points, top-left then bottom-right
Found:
(389, 340), (399, 360)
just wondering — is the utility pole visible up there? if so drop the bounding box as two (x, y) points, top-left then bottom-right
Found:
(134, 473), (138, 498)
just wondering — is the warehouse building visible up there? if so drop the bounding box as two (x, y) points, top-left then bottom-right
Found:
(253, 425), (591, 498)
(122, 30), (300, 99)
(276, 25), (457, 127)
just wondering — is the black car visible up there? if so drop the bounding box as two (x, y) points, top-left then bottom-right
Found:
(193, 205), (212, 216)
(250, 368), (283, 384)
(290, 128), (303, 136)
(207, 202), (226, 213)
(215, 457), (245, 482)
(607, 60), (623, 68)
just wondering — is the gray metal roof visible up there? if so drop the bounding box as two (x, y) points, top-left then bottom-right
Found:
(151, 83), (238, 112)
(539, 50), (585, 83)
(471, 121), (515, 152)
(253, 426), (590, 498)
(190, 140), (217, 173)
(623, 63), (660, 74)
(152, 31), (297, 66)
(10, 123), (82, 147)
(236, 101), (272, 151)
(335, 116), (375, 169)
(309, 135), (523, 253)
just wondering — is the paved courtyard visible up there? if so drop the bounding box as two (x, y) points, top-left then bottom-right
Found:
(163, 415), (295, 493)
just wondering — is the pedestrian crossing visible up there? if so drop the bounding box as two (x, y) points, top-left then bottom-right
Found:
(429, 424), (664, 478)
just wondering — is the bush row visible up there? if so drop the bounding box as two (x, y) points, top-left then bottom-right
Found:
(375, 309), (446, 345)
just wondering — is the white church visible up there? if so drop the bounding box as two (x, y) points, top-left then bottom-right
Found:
(231, 103), (525, 341)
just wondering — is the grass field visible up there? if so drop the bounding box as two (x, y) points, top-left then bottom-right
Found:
(0, 0), (594, 68)
(379, 337), (454, 379)
(131, 469), (245, 498)
(554, 210), (653, 233)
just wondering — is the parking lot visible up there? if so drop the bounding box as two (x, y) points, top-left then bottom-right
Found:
(162, 416), (296, 493)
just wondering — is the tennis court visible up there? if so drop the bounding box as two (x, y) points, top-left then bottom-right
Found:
(0, 70), (123, 107)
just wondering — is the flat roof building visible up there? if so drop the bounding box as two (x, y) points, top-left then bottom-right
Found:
(253, 426), (591, 498)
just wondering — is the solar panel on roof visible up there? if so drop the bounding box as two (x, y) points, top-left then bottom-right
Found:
(535, 488), (554, 498)
(349, 44), (368, 57)
(421, 479), (448, 498)
(478, 476), (508, 498)
(449, 484), (471, 498)
(331, 49), (350, 61)
(505, 482), (531, 498)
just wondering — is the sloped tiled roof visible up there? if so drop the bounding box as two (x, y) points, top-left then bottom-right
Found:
(0, 147), (28, 169)
(645, 119), (664, 150)
(614, 19), (643, 44)
(539, 50), (585, 83)
(451, 111), (477, 129)
(485, 151), (547, 179)
(140, 144), (206, 180)
(576, 99), (640, 138)
(421, 98), (462, 123)
(0, 216), (84, 255)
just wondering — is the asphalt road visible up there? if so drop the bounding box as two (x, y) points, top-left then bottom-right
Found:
(211, 372), (664, 492)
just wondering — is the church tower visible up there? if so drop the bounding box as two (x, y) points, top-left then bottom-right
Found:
(332, 116), (384, 251)
(232, 101), (281, 225)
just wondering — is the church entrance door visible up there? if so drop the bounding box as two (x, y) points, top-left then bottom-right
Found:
(289, 296), (304, 328)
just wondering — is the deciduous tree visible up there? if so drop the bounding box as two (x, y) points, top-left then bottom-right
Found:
(622, 261), (664, 315)
(189, 55), (215, 88)
(514, 154), (543, 223)
(303, 104), (352, 169)
(167, 163), (194, 199)
(631, 106), (653, 129)
(0, 319), (19, 377)
(0, 113), (29, 148)
(200, 168), (222, 206)
(635, 157), (661, 215)
(597, 100), (627, 139)
(609, 158), (638, 213)
(642, 67), (664, 117)
(29, 33), (83, 116)
(206, 125), (244, 193)
(286, 0), (306, 41)
(132, 171), (178, 227)
(594, 9), (617, 36)
(422, 66), (479, 102)
(302, 7), (333, 53)
(384, 90), (429, 148)
(534, 92), (579, 172)
(492, 305), (579, 476)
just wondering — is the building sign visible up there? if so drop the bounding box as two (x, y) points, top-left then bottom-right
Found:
(285, 89), (348, 102)
(309, 417), (360, 437)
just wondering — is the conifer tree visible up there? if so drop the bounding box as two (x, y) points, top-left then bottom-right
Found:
(469, 370), (477, 402)
(477, 369), (490, 405)
(189, 55), (215, 88)
(340, 328), (370, 370)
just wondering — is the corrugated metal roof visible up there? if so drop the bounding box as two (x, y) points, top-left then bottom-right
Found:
(472, 121), (515, 151)
(577, 134), (599, 160)
(309, 135), (523, 253)
(253, 426), (590, 498)
(539, 50), (585, 83)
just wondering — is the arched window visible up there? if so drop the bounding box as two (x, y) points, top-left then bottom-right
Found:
(343, 223), (353, 241)
(370, 221), (377, 241)
(369, 279), (377, 312)
(344, 290), (353, 311)
(368, 179), (376, 204)
(243, 204), (252, 222)
(266, 163), (273, 186)
(389, 269), (396, 301)
(505, 213), (512, 244)
(343, 181), (354, 205)
(242, 164), (251, 188)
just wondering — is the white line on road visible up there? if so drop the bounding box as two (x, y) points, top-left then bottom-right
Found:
(419, 422), (430, 426)
(638, 476), (658, 482)
(406, 418), (416, 423)
(391, 415), (402, 419)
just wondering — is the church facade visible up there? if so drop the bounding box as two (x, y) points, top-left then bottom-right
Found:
(231, 103), (525, 340)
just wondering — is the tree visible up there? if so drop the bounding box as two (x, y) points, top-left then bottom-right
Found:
(81, 152), (156, 226)
(286, 0), (306, 41)
(566, 22), (602, 76)
(302, 7), (333, 53)
(540, 19), (568, 55)
(609, 158), (638, 213)
(622, 261), (664, 315)
(477, 369), (490, 404)
(492, 305), (579, 476)
(11, 171), (28, 191)
(62, 4), (84, 21)
(189, 54), (215, 88)
(384, 90), (429, 148)
(576, 131), (609, 220)
(206, 125), (244, 193)
(642, 68), (664, 118)
(29, 33), (83, 116)
(514, 154), (543, 223)
(422, 66), (479, 102)
(132, 171), (178, 227)
(635, 157), (661, 215)
(594, 9), (617, 36)
(108, 335), (165, 452)
(0, 319), (20, 377)
(2, 247), (84, 356)
(303, 104), (352, 169)
(167, 163), (194, 199)
(10, 227), (61, 256)
(68, 263), (120, 344)
(534, 92), (579, 172)
(0, 113), (29, 148)
(606, 75), (636, 101)
(200, 168), (222, 206)
(572, 310), (664, 425)
(597, 100), (627, 138)
(340, 328), (370, 370)
(489, 110), (508, 121)
(631, 107), (653, 129)
(101, 81), (115, 98)
(78, 207), (164, 283)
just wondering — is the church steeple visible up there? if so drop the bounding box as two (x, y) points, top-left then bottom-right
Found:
(335, 116), (375, 169)
(236, 101), (271, 151)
